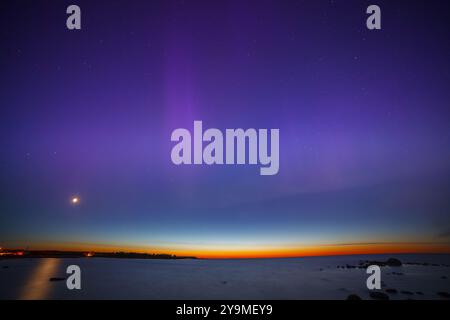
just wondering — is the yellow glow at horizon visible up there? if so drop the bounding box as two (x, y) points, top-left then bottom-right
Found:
(27, 240), (450, 260)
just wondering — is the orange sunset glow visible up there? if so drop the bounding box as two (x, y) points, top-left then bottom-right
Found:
(6, 241), (450, 259)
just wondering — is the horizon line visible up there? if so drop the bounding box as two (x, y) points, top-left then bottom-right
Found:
(2, 242), (450, 259)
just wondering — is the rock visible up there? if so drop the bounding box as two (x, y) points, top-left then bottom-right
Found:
(400, 290), (414, 295)
(415, 291), (424, 295)
(437, 292), (450, 298)
(359, 258), (402, 268)
(370, 291), (390, 300)
(386, 258), (402, 267)
(441, 276), (448, 280)
(221, 281), (227, 285)
(385, 288), (398, 294)
(346, 294), (362, 300)
(2, 266), (9, 269)
(49, 277), (66, 282)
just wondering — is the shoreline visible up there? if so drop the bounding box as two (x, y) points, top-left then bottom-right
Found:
(0, 250), (197, 260)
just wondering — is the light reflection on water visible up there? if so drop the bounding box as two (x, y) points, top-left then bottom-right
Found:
(20, 258), (61, 300)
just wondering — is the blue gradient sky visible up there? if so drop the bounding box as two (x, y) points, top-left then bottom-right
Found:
(1, 0), (450, 257)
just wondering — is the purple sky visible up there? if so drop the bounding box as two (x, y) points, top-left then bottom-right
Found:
(1, 0), (450, 255)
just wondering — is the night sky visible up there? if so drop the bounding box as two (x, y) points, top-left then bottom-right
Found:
(1, 0), (450, 258)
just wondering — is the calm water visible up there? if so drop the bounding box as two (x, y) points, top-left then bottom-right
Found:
(1, 254), (449, 299)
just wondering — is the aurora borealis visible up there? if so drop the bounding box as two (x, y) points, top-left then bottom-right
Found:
(1, 0), (450, 258)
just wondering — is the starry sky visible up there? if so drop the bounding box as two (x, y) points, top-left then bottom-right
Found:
(1, 0), (450, 258)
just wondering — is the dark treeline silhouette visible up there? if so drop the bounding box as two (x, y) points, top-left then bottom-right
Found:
(0, 249), (197, 260)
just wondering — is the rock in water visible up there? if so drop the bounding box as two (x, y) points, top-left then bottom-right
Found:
(385, 288), (398, 294)
(346, 294), (362, 300)
(49, 277), (66, 282)
(437, 292), (450, 298)
(401, 290), (414, 295)
(370, 291), (390, 300)
(386, 258), (402, 266)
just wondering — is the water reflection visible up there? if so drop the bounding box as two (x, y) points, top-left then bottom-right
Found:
(20, 259), (61, 300)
